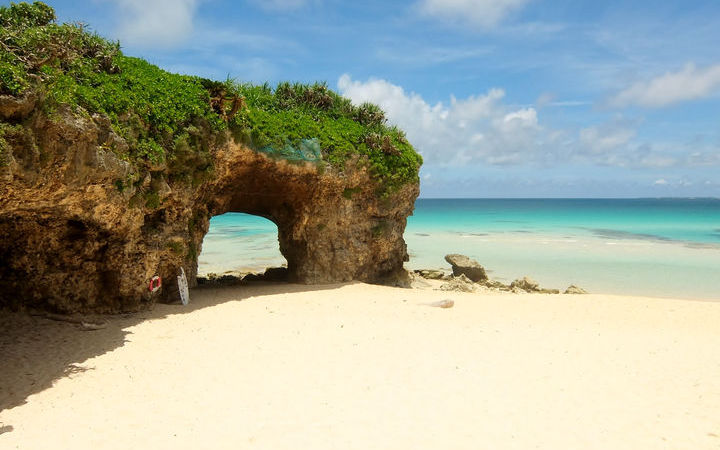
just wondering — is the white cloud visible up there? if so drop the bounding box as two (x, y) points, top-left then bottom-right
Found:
(536, 93), (590, 109)
(535, 92), (555, 108)
(609, 63), (720, 108)
(337, 74), (551, 166)
(112, 0), (199, 48)
(416, 0), (531, 29)
(577, 123), (692, 169)
(687, 150), (720, 166)
(501, 108), (538, 128)
(651, 178), (695, 189)
(638, 154), (678, 169)
(376, 45), (491, 66)
(248, 0), (310, 12)
(337, 74), (720, 173)
(579, 124), (635, 155)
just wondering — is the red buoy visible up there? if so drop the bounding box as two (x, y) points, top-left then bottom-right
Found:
(149, 276), (162, 293)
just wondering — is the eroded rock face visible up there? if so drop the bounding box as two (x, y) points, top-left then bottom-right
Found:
(207, 144), (417, 285)
(0, 102), (419, 312)
(444, 254), (488, 282)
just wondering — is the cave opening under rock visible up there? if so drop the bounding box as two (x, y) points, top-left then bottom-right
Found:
(197, 212), (287, 279)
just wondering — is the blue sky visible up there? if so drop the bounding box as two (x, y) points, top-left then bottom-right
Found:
(35, 0), (720, 197)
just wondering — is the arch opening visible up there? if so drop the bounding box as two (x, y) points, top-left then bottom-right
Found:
(197, 212), (287, 280)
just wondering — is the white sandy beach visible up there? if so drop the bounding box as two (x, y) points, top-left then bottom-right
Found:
(1, 282), (720, 449)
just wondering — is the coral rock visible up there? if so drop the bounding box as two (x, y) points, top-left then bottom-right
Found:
(510, 276), (541, 292)
(443, 254), (488, 282)
(439, 274), (477, 293)
(564, 285), (589, 294)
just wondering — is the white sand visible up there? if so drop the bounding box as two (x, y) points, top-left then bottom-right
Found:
(2, 282), (720, 449)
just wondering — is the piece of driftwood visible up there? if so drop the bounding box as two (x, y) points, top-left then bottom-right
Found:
(30, 312), (108, 330)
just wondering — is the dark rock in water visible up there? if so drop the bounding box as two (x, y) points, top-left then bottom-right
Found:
(219, 275), (242, 284)
(539, 288), (560, 294)
(263, 267), (288, 282)
(242, 267), (288, 282)
(196, 273), (243, 287)
(198, 274), (243, 286)
(444, 254), (488, 282)
(439, 274), (477, 293)
(564, 285), (588, 294)
(415, 269), (446, 280)
(510, 276), (540, 292)
(479, 279), (508, 290)
(242, 273), (263, 282)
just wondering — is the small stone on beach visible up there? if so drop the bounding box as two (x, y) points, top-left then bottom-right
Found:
(564, 285), (588, 294)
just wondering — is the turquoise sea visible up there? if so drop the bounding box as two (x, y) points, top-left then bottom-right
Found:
(198, 198), (720, 299)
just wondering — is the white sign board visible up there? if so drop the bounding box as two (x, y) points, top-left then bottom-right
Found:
(177, 267), (190, 306)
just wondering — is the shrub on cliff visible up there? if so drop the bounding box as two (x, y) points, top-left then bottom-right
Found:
(0, 1), (421, 194)
(226, 81), (421, 192)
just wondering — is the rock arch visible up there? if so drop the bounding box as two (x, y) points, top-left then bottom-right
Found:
(203, 144), (417, 284)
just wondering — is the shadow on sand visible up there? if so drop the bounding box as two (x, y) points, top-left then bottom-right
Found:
(0, 281), (347, 415)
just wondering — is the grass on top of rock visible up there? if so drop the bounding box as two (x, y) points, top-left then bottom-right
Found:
(0, 2), (421, 194)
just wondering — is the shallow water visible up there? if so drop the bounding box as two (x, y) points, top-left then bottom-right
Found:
(198, 198), (720, 299)
(197, 213), (286, 275)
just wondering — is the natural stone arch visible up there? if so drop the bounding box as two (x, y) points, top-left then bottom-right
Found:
(0, 112), (418, 313)
(197, 144), (418, 285)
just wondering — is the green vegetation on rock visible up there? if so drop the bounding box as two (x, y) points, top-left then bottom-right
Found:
(0, 1), (422, 193)
(227, 81), (422, 192)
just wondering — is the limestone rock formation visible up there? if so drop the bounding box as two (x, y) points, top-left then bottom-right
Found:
(0, 105), (418, 313)
(479, 279), (509, 290)
(564, 285), (588, 294)
(509, 276), (540, 292)
(414, 269), (446, 280)
(444, 254), (488, 282)
(439, 274), (477, 293)
(508, 276), (560, 294)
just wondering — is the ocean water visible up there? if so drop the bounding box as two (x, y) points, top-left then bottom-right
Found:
(198, 198), (720, 299)
(199, 213), (287, 274)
